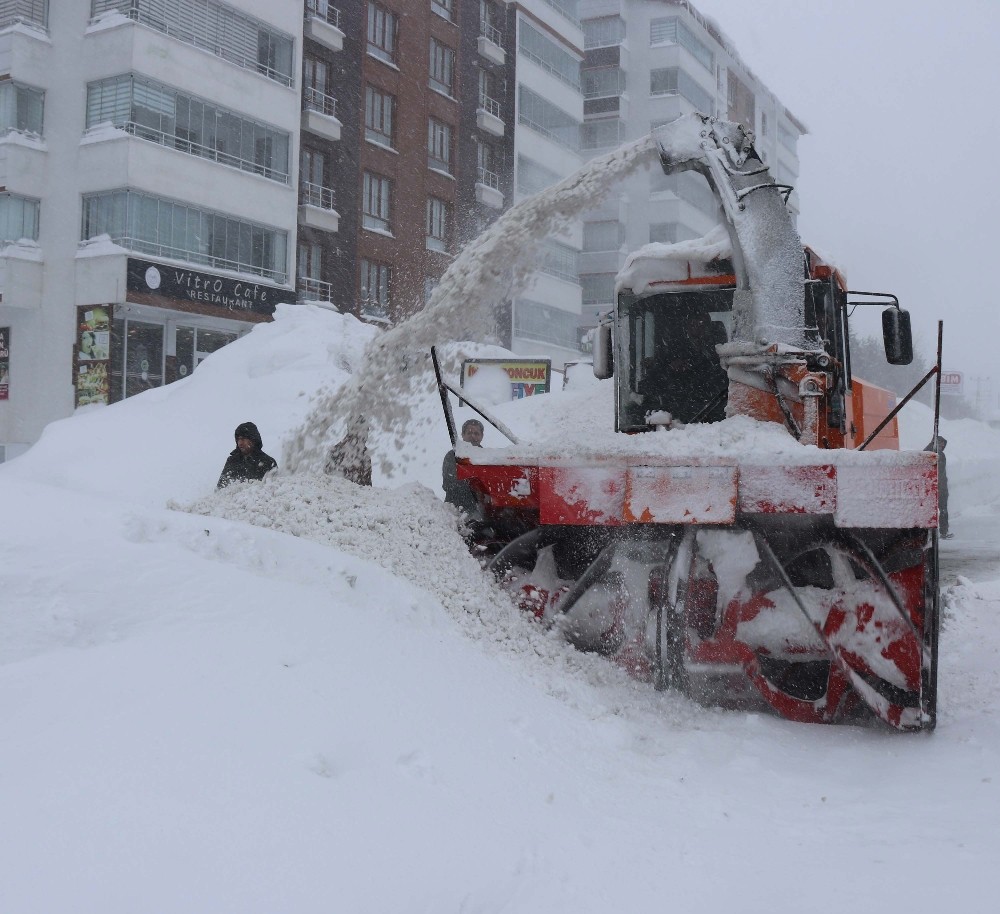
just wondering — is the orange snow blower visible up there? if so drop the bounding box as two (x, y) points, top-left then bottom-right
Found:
(435, 114), (941, 731)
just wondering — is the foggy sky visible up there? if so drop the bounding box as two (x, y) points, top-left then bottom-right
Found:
(691, 0), (998, 396)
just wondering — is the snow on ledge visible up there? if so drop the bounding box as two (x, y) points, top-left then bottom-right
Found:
(0, 130), (47, 152)
(85, 11), (134, 34)
(0, 239), (43, 261)
(76, 235), (129, 259)
(80, 123), (129, 146)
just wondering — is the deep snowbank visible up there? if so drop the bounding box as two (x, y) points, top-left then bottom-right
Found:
(1, 304), (998, 913)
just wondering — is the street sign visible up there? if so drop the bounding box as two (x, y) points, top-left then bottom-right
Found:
(940, 370), (963, 395)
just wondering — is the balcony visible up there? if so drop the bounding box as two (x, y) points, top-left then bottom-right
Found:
(475, 167), (503, 209)
(476, 95), (504, 137)
(302, 87), (341, 141)
(297, 275), (335, 305)
(304, 1), (344, 52)
(477, 22), (505, 66)
(298, 182), (339, 233)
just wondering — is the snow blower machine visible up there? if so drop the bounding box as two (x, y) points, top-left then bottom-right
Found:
(434, 113), (941, 731)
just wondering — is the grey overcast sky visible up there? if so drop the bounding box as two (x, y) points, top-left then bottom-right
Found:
(689, 0), (999, 388)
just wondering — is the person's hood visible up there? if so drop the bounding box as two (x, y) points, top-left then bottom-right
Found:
(234, 421), (263, 451)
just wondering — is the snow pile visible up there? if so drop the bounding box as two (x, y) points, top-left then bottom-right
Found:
(184, 474), (504, 623)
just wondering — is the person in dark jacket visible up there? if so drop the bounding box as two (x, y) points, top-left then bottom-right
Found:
(442, 419), (484, 518)
(217, 421), (277, 489)
(925, 435), (951, 537)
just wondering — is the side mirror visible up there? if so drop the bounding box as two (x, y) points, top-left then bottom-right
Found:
(882, 307), (913, 365)
(592, 320), (613, 379)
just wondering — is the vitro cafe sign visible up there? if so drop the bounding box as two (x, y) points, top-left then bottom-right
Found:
(126, 258), (293, 316)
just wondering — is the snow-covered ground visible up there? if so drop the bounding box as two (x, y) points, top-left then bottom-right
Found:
(2, 307), (999, 913)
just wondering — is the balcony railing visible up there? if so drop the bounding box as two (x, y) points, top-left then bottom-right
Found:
(304, 0), (339, 29)
(479, 20), (502, 46)
(477, 166), (500, 190)
(107, 121), (290, 184)
(479, 94), (501, 118)
(303, 86), (337, 119)
(297, 276), (333, 301)
(299, 181), (335, 210)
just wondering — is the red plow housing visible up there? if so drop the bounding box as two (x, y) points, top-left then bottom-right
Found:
(463, 451), (940, 731)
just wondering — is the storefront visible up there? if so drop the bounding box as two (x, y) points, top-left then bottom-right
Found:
(75, 258), (296, 407)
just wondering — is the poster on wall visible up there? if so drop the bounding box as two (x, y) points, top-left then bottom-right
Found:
(0, 327), (9, 400)
(75, 307), (111, 407)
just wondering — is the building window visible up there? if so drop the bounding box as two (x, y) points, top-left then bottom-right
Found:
(362, 172), (392, 233)
(429, 38), (455, 96)
(583, 221), (622, 252)
(480, 0), (503, 44)
(304, 57), (328, 94)
(426, 197), (449, 252)
(649, 222), (699, 244)
(86, 74), (290, 183)
(478, 68), (503, 116)
(583, 16), (625, 49)
(364, 86), (395, 148)
(580, 273), (616, 305)
(582, 67), (625, 99)
(649, 67), (714, 115)
(580, 118), (623, 150)
(760, 111), (769, 137)
(727, 71), (755, 128)
(301, 148), (326, 189)
(0, 81), (44, 137)
(649, 16), (714, 73)
(427, 118), (452, 174)
(367, 2), (398, 64)
(779, 123), (797, 153)
(0, 193), (40, 242)
(300, 148), (334, 210)
(515, 156), (559, 197)
(360, 258), (391, 319)
(518, 86), (580, 151)
(297, 241), (322, 280)
(651, 171), (717, 216)
(91, 0), (293, 86)
(518, 21), (580, 90)
(431, 0), (454, 22)
(477, 140), (501, 189)
(514, 299), (581, 350)
(81, 189), (288, 282)
(541, 240), (578, 282)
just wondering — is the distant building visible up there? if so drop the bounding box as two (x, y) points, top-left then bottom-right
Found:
(503, 0), (586, 365)
(0, 0), (302, 459)
(577, 0), (806, 331)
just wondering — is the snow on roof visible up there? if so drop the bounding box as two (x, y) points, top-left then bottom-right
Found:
(616, 224), (733, 296)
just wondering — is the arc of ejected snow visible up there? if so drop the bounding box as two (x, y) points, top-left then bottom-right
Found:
(284, 133), (660, 476)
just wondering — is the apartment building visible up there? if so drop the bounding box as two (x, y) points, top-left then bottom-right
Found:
(294, 0), (514, 327)
(504, 0), (586, 364)
(0, 0), (302, 459)
(577, 0), (805, 329)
